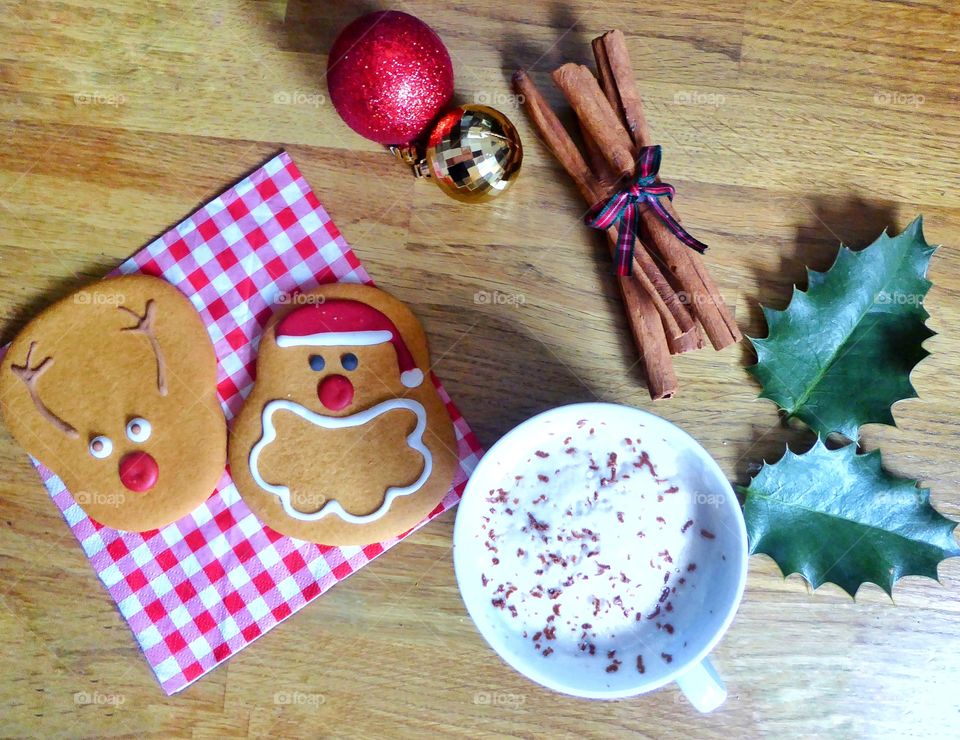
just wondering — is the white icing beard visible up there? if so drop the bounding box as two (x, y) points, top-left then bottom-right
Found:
(248, 398), (433, 524)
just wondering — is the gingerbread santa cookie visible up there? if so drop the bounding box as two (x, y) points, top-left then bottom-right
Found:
(228, 284), (458, 545)
(0, 276), (226, 531)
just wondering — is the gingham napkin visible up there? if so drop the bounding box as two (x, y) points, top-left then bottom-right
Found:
(27, 151), (482, 694)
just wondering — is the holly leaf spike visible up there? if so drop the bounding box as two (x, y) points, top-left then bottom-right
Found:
(748, 217), (936, 440)
(741, 439), (960, 597)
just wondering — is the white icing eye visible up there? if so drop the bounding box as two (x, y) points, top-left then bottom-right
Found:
(89, 435), (113, 459)
(126, 417), (152, 443)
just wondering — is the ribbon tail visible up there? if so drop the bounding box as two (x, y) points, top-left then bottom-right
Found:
(645, 197), (708, 254)
(613, 204), (637, 276)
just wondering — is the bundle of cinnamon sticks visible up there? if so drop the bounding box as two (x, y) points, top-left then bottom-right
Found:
(513, 30), (740, 400)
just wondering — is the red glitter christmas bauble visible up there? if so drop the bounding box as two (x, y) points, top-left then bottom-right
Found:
(327, 11), (454, 146)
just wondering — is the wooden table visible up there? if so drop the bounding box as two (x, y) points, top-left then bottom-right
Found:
(2, 1), (958, 736)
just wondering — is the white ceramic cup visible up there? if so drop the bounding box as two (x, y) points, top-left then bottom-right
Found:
(453, 402), (747, 712)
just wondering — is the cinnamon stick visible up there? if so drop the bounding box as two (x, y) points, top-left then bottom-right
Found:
(606, 231), (683, 340)
(513, 70), (677, 398)
(580, 137), (692, 339)
(513, 69), (686, 340)
(597, 31), (652, 149)
(551, 64), (636, 179)
(593, 31), (742, 350)
(637, 208), (740, 348)
(590, 43), (701, 346)
(624, 278), (677, 399)
(626, 237), (691, 338)
(592, 53), (721, 349)
(579, 121), (618, 194)
(667, 322), (706, 354)
(513, 70), (599, 204)
(592, 38), (618, 112)
(548, 66), (696, 340)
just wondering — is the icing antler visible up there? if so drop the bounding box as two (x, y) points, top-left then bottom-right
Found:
(119, 299), (168, 396)
(10, 342), (79, 438)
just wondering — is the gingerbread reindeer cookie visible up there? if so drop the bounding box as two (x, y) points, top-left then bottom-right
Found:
(229, 284), (458, 545)
(0, 276), (226, 531)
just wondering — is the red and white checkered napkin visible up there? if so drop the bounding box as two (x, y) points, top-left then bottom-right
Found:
(31, 151), (483, 694)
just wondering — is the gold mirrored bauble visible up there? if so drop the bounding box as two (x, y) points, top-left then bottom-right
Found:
(393, 105), (523, 203)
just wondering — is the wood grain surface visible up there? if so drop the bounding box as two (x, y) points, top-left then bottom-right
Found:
(2, 1), (959, 737)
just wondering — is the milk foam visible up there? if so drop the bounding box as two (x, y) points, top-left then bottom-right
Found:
(479, 419), (703, 672)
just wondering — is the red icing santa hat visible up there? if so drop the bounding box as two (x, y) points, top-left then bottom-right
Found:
(274, 299), (424, 388)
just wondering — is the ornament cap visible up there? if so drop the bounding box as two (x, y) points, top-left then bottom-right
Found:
(390, 145), (420, 167)
(390, 146), (432, 178)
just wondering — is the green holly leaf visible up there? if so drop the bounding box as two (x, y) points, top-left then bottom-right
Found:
(741, 440), (959, 597)
(748, 217), (936, 440)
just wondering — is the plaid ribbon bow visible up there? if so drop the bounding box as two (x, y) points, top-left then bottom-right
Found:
(585, 145), (708, 276)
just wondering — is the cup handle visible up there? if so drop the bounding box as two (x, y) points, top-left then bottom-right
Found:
(675, 657), (727, 713)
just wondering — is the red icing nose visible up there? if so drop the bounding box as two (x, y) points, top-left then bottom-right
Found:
(318, 374), (354, 410)
(119, 451), (159, 492)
